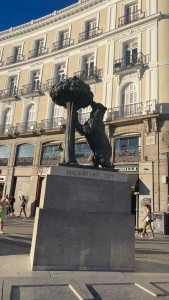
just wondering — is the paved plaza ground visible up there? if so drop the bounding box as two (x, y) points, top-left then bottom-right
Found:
(0, 216), (169, 299)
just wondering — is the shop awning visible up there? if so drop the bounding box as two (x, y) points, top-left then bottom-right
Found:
(127, 174), (139, 192)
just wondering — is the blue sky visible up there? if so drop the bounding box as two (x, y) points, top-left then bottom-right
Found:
(0, 0), (77, 31)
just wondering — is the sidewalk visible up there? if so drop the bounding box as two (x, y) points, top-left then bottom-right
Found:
(0, 216), (169, 299)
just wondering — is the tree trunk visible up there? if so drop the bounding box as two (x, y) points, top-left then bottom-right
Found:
(64, 102), (77, 164)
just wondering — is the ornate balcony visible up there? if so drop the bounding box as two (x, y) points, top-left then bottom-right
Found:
(6, 54), (24, 65)
(78, 27), (102, 43)
(118, 10), (145, 27)
(52, 38), (74, 51)
(40, 155), (60, 166)
(15, 121), (39, 135)
(40, 117), (65, 132)
(28, 47), (48, 59)
(114, 52), (149, 75)
(43, 76), (68, 92)
(19, 83), (43, 98)
(0, 158), (8, 166)
(15, 157), (34, 166)
(0, 124), (14, 136)
(106, 99), (159, 121)
(76, 153), (90, 165)
(114, 147), (141, 163)
(0, 88), (19, 101)
(74, 67), (102, 84)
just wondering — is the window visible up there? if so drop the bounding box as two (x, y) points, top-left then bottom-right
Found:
(3, 108), (12, 133)
(86, 20), (97, 39)
(114, 136), (141, 162)
(115, 136), (139, 152)
(80, 55), (95, 79)
(78, 106), (92, 124)
(0, 145), (10, 166)
(36, 39), (45, 56)
(125, 41), (138, 66)
(122, 83), (138, 116)
(8, 76), (18, 96)
(13, 46), (22, 62)
(15, 143), (35, 166)
(59, 30), (69, 48)
(126, 3), (139, 23)
(31, 71), (40, 90)
(55, 63), (66, 83)
(41, 143), (62, 165)
(75, 142), (91, 164)
(28, 105), (36, 123)
(52, 104), (64, 128)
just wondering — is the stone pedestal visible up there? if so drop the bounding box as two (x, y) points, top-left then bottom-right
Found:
(30, 166), (135, 271)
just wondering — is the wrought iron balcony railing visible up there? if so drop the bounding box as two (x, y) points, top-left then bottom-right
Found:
(52, 38), (74, 51)
(74, 67), (102, 82)
(78, 27), (102, 43)
(15, 121), (39, 134)
(106, 99), (159, 121)
(15, 157), (34, 166)
(78, 112), (91, 125)
(43, 76), (68, 91)
(0, 158), (8, 166)
(0, 88), (19, 100)
(114, 146), (141, 163)
(118, 10), (145, 27)
(6, 54), (24, 65)
(114, 52), (149, 71)
(40, 154), (61, 166)
(40, 117), (65, 131)
(28, 47), (48, 59)
(0, 124), (14, 135)
(19, 83), (43, 97)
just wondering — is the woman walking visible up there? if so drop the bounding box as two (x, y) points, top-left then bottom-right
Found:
(0, 195), (9, 234)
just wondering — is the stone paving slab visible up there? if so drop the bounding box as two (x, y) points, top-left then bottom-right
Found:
(1, 275), (169, 300)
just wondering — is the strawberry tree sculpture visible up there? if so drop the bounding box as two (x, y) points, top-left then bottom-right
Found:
(50, 76), (94, 165)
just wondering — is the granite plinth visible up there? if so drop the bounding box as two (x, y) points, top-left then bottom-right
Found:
(30, 166), (134, 271)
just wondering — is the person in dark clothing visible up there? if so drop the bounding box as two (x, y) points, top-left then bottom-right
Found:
(18, 195), (27, 218)
(141, 204), (154, 239)
(9, 195), (15, 215)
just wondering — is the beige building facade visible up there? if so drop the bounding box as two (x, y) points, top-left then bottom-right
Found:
(0, 0), (169, 224)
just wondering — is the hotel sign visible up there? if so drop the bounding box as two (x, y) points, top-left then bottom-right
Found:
(114, 165), (139, 174)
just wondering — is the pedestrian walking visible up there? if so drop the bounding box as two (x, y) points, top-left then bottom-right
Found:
(141, 204), (154, 239)
(9, 195), (15, 215)
(18, 195), (27, 218)
(0, 195), (9, 234)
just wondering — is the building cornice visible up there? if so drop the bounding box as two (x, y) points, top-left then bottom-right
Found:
(0, 0), (106, 42)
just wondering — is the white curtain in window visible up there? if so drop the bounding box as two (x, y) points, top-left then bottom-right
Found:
(28, 104), (36, 122)
(123, 83), (138, 116)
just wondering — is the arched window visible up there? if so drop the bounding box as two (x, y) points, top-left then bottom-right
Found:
(41, 142), (62, 165)
(122, 83), (138, 116)
(15, 143), (35, 166)
(0, 145), (10, 166)
(75, 142), (91, 164)
(28, 104), (36, 122)
(24, 104), (36, 131)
